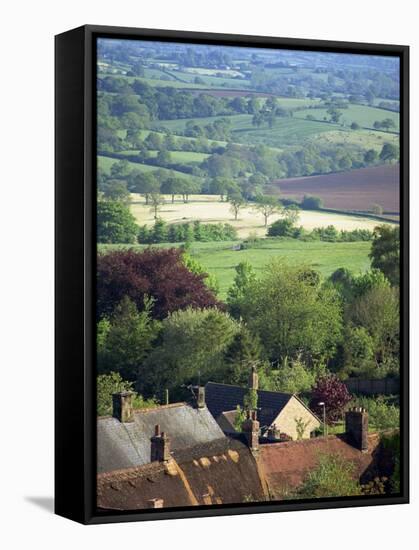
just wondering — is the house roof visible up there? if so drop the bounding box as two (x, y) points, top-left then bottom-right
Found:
(205, 381), (293, 429)
(258, 433), (390, 499)
(97, 438), (266, 511)
(97, 402), (226, 473)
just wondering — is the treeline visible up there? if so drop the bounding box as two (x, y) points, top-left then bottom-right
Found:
(268, 218), (373, 242)
(97, 78), (263, 123)
(138, 219), (237, 244)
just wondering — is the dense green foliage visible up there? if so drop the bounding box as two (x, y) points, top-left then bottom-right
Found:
(236, 261), (343, 364)
(295, 453), (361, 498)
(97, 372), (158, 416)
(141, 308), (240, 394)
(97, 296), (159, 381)
(97, 200), (139, 243)
(369, 225), (400, 285)
(138, 219), (238, 244)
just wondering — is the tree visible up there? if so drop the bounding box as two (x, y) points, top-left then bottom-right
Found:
(100, 179), (130, 204)
(371, 203), (384, 215)
(97, 200), (138, 244)
(149, 193), (165, 219)
(227, 262), (257, 319)
(228, 193), (246, 221)
(223, 325), (264, 386)
(379, 142), (398, 163)
(129, 172), (160, 204)
(309, 374), (352, 423)
(301, 195), (323, 210)
(369, 225), (400, 285)
(97, 372), (158, 416)
(267, 218), (293, 237)
(161, 176), (186, 203)
(260, 356), (316, 394)
(239, 261), (343, 364)
(97, 296), (159, 380)
(327, 108), (342, 124)
(348, 285), (399, 370)
(343, 326), (375, 377)
(295, 453), (361, 498)
(141, 308), (240, 393)
(97, 248), (220, 320)
(364, 149), (378, 164)
(253, 195), (282, 227)
(350, 122), (360, 130)
(156, 150), (172, 167)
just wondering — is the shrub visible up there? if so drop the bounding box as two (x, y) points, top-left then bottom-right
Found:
(259, 356), (316, 394)
(381, 432), (400, 493)
(301, 195), (324, 210)
(97, 372), (158, 416)
(295, 453), (361, 498)
(309, 374), (352, 423)
(97, 248), (220, 320)
(350, 396), (399, 431)
(97, 200), (139, 243)
(267, 218), (295, 237)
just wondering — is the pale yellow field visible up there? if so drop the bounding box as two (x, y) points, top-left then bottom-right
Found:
(130, 194), (394, 238)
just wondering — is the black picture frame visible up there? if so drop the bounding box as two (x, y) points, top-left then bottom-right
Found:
(55, 24), (409, 525)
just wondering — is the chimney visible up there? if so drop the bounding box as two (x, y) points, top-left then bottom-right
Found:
(147, 498), (164, 509)
(150, 424), (171, 462)
(112, 391), (134, 423)
(242, 410), (260, 452)
(345, 407), (369, 452)
(197, 386), (206, 409)
(248, 365), (259, 391)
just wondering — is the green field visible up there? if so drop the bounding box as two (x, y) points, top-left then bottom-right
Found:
(98, 239), (372, 299)
(294, 104), (399, 131)
(118, 149), (210, 163)
(98, 155), (202, 181)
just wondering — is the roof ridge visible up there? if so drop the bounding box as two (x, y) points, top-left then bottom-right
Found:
(133, 401), (187, 414)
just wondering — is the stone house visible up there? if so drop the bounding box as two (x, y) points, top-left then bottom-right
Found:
(205, 369), (321, 440)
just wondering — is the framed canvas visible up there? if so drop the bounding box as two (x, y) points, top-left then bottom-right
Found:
(55, 25), (409, 524)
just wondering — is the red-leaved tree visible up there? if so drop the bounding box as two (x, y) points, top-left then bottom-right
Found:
(309, 374), (352, 423)
(97, 248), (220, 320)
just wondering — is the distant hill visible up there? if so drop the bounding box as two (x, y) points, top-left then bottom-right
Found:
(271, 164), (399, 213)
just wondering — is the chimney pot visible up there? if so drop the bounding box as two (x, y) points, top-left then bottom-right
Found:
(154, 424), (160, 436)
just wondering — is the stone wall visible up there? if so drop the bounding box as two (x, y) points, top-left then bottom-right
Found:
(273, 396), (320, 440)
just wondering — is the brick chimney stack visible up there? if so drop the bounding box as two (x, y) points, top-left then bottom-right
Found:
(248, 365), (259, 391)
(112, 391), (134, 423)
(242, 410), (260, 452)
(197, 386), (206, 409)
(150, 424), (171, 462)
(345, 407), (369, 452)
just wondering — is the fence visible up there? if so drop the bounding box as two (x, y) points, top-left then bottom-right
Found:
(343, 377), (399, 395)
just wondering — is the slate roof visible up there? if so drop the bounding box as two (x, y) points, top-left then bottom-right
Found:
(97, 402), (226, 474)
(205, 382), (293, 429)
(97, 437), (266, 510)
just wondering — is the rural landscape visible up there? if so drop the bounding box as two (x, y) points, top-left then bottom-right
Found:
(96, 38), (401, 511)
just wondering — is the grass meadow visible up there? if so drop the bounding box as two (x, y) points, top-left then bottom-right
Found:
(98, 238), (372, 299)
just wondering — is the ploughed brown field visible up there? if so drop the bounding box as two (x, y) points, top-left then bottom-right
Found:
(270, 164), (399, 213)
